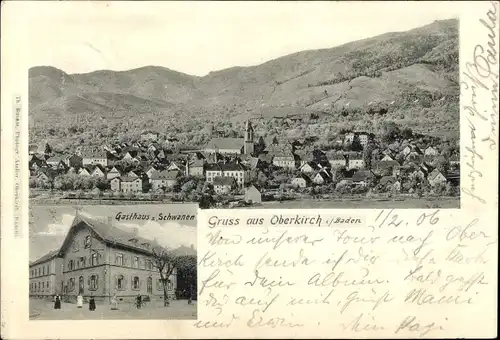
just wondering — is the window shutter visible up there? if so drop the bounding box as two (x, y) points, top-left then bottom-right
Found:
(114, 254), (118, 265)
(96, 275), (99, 289)
(87, 276), (90, 286)
(124, 276), (128, 290)
(139, 277), (143, 290)
(113, 275), (117, 289)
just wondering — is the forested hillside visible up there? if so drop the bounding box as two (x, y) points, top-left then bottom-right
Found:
(29, 19), (459, 151)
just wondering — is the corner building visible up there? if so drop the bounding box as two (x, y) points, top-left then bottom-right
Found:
(56, 214), (177, 302)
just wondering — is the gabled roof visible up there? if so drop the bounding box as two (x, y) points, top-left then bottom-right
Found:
(301, 161), (320, 171)
(352, 170), (376, 182)
(150, 170), (181, 180)
(82, 150), (107, 158)
(205, 138), (245, 151)
(428, 169), (444, 181)
(60, 215), (161, 256)
(29, 250), (60, 267)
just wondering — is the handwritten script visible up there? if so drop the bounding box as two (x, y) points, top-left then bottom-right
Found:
(461, 1), (499, 204)
(194, 209), (496, 337)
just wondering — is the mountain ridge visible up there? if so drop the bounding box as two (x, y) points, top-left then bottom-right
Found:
(29, 18), (459, 137)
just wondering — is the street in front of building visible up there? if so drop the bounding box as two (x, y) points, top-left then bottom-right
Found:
(30, 298), (197, 320)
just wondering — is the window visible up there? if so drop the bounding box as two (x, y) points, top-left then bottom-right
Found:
(167, 279), (173, 290)
(157, 278), (164, 291)
(72, 240), (80, 252)
(68, 260), (74, 271)
(116, 275), (125, 290)
(89, 274), (98, 290)
(116, 253), (124, 266)
(68, 278), (75, 291)
(80, 256), (86, 267)
(91, 253), (99, 266)
(78, 276), (84, 294)
(132, 276), (140, 290)
(47, 281), (50, 290)
(42, 266), (45, 275)
(133, 256), (139, 268)
(84, 235), (91, 249)
(42, 282), (45, 290)
(47, 265), (50, 274)
(145, 260), (153, 270)
(147, 277), (153, 294)
(37, 282), (40, 292)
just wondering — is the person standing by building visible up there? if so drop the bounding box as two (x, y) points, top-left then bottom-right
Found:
(54, 295), (61, 310)
(110, 292), (118, 310)
(89, 294), (96, 311)
(77, 294), (83, 308)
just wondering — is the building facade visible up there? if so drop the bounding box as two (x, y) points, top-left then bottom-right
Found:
(29, 251), (63, 297)
(56, 215), (178, 302)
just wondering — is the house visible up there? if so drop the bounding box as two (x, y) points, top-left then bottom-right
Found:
(186, 159), (204, 177)
(347, 154), (365, 169)
(111, 176), (144, 193)
(381, 153), (395, 162)
(327, 153), (347, 168)
(213, 176), (237, 195)
(29, 250), (63, 297)
(91, 165), (106, 178)
(402, 145), (422, 157)
(294, 150), (314, 167)
(272, 152), (296, 170)
(167, 161), (185, 172)
(147, 143), (160, 153)
(352, 170), (376, 186)
(344, 132), (355, 144)
(78, 167), (92, 176)
(312, 172), (330, 185)
(450, 154), (459, 165)
(300, 161), (320, 174)
(428, 169), (447, 187)
(146, 166), (158, 179)
(107, 166), (123, 180)
(55, 214), (177, 302)
(46, 155), (67, 168)
(358, 133), (370, 146)
(82, 150), (108, 167)
(204, 138), (245, 155)
(141, 130), (159, 142)
(150, 170), (182, 191)
(67, 154), (83, 168)
(244, 185), (262, 203)
(205, 163), (247, 187)
(128, 171), (139, 178)
(291, 174), (311, 188)
(374, 160), (400, 176)
(424, 146), (439, 156)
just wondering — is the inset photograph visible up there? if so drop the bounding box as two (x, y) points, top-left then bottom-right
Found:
(29, 204), (197, 320)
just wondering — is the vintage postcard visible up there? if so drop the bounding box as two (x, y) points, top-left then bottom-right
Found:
(1, 0), (498, 339)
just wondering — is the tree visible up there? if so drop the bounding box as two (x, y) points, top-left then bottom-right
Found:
(380, 121), (400, 143)
(151, 248), (195, 307)
(44, 143), (52, 155)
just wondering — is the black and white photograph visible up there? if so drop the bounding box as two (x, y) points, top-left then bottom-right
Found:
(29, 204), (198, 320)
(28, 3), (460, 209)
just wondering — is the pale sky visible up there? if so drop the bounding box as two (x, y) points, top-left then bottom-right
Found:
(13, 1), (463, 76)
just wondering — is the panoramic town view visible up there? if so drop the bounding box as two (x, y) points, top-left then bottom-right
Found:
(29, 18), (460, 209)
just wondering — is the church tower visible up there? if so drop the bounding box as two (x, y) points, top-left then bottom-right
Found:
(244, 120), (254, 155)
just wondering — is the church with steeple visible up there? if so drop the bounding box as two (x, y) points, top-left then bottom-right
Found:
(203, 120), (255, 155)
